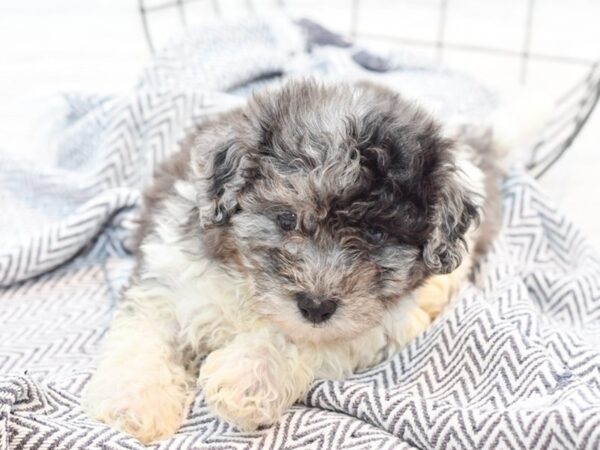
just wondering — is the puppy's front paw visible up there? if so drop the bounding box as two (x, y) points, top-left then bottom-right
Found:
(83, 365), (190, 444)
(198, 332), (313, 431)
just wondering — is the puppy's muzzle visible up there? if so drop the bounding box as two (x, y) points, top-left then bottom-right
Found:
(295, 292), (338, 324)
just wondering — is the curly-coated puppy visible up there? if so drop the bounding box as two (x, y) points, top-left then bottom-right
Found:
(83, 79), (500, 443)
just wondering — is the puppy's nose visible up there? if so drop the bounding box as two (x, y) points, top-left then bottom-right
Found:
(295, 293), (338, 324)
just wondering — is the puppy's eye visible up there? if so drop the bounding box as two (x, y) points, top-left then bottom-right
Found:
(277, 211), (297, 232)
(365, 226), (386, 244)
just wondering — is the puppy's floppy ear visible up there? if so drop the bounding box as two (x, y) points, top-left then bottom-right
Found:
(422, 157), (481, 275)
(199, 134), (253, 227)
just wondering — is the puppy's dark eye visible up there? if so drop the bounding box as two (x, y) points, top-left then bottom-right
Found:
(365, 226), (386, 244)
(277, 211), (297, 231)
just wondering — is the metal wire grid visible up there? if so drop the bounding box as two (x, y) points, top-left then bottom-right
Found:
(527, 61), (600, 178)
(139, 0), (597, 81)
(349, 0), (596, 83)
(139, 0), (283, 53)
(138, 0), (600, 178)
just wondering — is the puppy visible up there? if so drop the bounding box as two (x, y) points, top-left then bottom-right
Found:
(83, 79), (499, 443)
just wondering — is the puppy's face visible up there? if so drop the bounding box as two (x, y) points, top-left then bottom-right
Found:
(198, 80), (480, 343)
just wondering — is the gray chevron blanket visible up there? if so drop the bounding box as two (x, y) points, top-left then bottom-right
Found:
(1, 16), (599, 450)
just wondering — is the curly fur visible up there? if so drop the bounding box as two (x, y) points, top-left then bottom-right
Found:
(83, 79), (500, 443)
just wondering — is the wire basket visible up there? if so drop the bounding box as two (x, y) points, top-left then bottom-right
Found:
(138, 0), (600, 178)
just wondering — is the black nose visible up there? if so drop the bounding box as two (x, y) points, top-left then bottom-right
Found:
(295, 293), (338, 324)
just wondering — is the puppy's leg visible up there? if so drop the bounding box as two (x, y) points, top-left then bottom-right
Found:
(415, 255), (472, 320)
(198, 327), (314, 431)
(83, 283), (190, 444)
(377, 256), (474, 359)
(380, 296), (432, 354)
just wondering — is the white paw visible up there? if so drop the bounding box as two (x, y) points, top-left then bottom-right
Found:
(415, 274), (454, 319)
(198, 332), (312, 431)
(401, 304), (432, 342)
(83, 364), (190, 444)
(382, 297), (432, 353)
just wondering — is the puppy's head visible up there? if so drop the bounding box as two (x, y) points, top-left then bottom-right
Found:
(195, 79), (481, 343)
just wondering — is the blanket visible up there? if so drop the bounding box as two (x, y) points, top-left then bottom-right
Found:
(1, 16), (599, 450)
